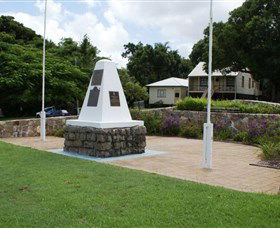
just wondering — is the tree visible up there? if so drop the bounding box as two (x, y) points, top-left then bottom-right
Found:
(0, 16), (94, 116)
(0, 42), (88, 116)
(122, 42), (192, 86)
(189, 39), (206, 66)
(0, 15), (39, 43)
(79, 35), (99, 70)
(118, 68), (148, 106)
(189, 0), (280, 101)
(57, 35), (100, 74)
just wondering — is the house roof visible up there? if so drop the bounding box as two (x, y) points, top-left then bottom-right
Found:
(146, 77), (189, 87)
(188, 62), (238, 77)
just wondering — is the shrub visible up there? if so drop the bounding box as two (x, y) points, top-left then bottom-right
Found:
(179, 123), (203, 139)
(233, 132), (250, 143)
(215, 128), (233, 141)
(150, 100), (164, 108)
(176, 98), (280, 114)
(130, 109), (163, 135)
(176, 97), (207, 111)
(246, 119), (268, 142)
(260, 142), (280, 160)
(162, 115), (181, 136)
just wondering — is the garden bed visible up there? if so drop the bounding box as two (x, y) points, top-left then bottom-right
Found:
(131, 107), (280, 162)
(250, 159), (280, 170)
(176, 97), (280, 114)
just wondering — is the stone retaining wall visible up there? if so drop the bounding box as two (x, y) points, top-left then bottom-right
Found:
(64, 125), (146, 157)
(1, 108), (279, 138)
(144, 107), (280, 132)
(0, 116), (77, 138)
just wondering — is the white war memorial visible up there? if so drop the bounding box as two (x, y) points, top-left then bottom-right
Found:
(64, 60), (146, 157)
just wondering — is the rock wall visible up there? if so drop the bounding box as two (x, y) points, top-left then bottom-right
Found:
(64, 125), (146, 157)
(1, 108), (279, 138)
(144, 107), (280, 132)
(0, 116), (77, 138)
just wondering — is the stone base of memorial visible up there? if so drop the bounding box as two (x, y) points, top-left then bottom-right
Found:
(63, 125), (146, 157)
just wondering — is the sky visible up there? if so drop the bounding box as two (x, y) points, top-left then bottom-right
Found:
(0, 0), (245, 67)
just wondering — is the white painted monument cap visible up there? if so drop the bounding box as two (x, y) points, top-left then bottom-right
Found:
(67, 59), (144, 128)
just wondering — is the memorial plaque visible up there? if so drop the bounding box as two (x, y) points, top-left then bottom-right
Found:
(109, 91), (120, 106)
(91, 70), (103, 86)
(87, 87), (100, 107)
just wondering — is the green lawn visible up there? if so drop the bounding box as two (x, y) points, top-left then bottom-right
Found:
(0, 142), (279, 227)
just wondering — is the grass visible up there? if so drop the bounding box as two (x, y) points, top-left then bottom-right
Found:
(0, 142), (280, 227)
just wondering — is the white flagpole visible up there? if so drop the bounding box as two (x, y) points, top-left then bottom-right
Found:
(202, 0), (213, 169)
(41, 0), (47, 141)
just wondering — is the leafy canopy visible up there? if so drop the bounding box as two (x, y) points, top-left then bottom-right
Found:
(189, 0), (280, 101)
(123, 42), (192, 86)
(0, 16), (150, 116)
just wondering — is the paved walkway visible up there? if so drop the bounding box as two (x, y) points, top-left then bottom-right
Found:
(1, 136), (279, 194)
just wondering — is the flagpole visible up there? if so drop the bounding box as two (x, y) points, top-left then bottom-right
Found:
(202, 0), (213, 169)
(41, 0), (47, 141)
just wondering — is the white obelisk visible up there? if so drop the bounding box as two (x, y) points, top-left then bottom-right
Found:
(67, 60), (143, 128)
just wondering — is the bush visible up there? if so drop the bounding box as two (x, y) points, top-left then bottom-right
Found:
(260, 142), (280, 160)
(151, 100), (164, 108)
(162, 115), (181, 136)
(176, 98), (280, 114)
(233, 132), (251, 143)
(130, 109), (163, 135)
(176, 97), (207, 111)
(215, 128), (233, 141)
(179, 123), (203, 139)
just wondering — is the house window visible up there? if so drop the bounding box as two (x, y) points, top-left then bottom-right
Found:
(252, 80), (255, 88)
(175, 92), (180, 98)
(157, 89), (166, 98)
(249, 78), (251, 89)
(242, 76), (245, 88)
(226, 77), (235, 87)
(200, 77), (208, 87)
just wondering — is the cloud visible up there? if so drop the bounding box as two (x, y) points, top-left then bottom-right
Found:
(1, 0), (129, 67)
(64, 11), (129, 66)
(1, 0), (245, 67)
(83, 0), (95, 8)
(108, 0), (245, 57)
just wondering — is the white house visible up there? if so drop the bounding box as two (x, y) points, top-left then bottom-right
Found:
(188, 62), (262, 99)
(146, 77), (189, 105)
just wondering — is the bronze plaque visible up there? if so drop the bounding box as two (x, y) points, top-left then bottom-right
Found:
(109, 91), (120, 106)
(87, 87), (100, 107)
(91, 70), (103, 86)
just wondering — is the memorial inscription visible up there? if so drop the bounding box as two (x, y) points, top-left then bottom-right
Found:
(91, 69), (103, 86)
(109, 91), (120, 106)
(87, 87), (100, 107)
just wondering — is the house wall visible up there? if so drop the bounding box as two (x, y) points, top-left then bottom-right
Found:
(188, 77), (199, 91)
(236, 72), (261, 96)
(189, 76), (235, 93)
(189, 73), (261, 98)
(149, 87), (187, 105)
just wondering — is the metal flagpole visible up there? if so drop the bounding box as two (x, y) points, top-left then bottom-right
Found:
(41, 0), (47, 141)
(202, 0), (213, 169)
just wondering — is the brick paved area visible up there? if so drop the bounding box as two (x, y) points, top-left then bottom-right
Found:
(1, 136), (279, 194)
